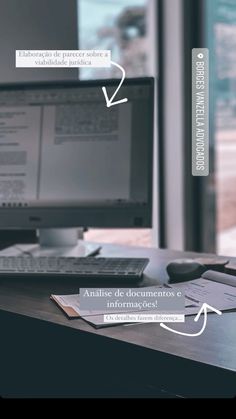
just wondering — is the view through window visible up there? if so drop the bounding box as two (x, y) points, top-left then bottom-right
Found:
(78, 0), (153, 247)
(212, 0), (236, 255)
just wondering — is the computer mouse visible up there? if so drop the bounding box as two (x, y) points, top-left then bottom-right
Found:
(166, 258), (206, 283)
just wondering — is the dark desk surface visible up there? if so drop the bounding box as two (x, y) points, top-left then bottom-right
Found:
(0, 243), (236, 397)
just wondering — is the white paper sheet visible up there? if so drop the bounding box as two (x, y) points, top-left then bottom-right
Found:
(170, 270), (236, 315)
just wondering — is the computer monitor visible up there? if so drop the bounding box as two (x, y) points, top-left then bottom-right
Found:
(0, 77), (154, 256)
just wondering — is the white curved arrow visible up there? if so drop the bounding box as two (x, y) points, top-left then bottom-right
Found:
(102, 61), (128, 107)
(160, 303), (222, 337)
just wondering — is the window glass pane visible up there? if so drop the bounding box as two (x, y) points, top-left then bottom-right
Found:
(78, 0), (153, 247)
(78, 0), (149, 79)
(211, 0), (236, 255)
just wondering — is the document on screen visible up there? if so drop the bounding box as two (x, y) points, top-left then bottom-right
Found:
(0, 106), (41, 201)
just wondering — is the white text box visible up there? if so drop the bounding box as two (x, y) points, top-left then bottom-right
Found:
(15, 50), (111, 68)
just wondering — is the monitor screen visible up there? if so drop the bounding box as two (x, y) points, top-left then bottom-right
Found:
(0, 78), (154, 229)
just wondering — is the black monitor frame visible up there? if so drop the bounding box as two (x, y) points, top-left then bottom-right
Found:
(0, 77), (154, 230)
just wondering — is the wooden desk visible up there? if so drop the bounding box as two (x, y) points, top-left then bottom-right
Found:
(0, 243), (235, 398)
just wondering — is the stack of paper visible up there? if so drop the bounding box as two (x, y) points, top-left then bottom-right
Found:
(51, 270), (236, 328)
(51, 294), (117, 328)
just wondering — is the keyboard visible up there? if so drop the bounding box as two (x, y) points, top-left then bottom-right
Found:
(0, 256), (149, 281)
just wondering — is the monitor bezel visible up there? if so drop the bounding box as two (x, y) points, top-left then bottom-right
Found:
(0, 77), (154, 229)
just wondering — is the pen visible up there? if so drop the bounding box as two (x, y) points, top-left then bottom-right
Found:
(89, 246), (102, 257)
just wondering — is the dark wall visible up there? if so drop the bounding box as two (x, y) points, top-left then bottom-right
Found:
(0, 0), (78, 245)
(0, 0), (78, 82)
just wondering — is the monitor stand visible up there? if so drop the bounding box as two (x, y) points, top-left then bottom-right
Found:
(1, 228), (101, 257)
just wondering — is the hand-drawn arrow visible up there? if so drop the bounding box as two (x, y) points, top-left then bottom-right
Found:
(102, 61), (128, 107)
(160, 303), (222, 337)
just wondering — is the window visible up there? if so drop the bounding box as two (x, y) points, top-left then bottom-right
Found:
(78, 0), (156, 247)
(78, 0), (149, 79)
(207, 0), (236, 255)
